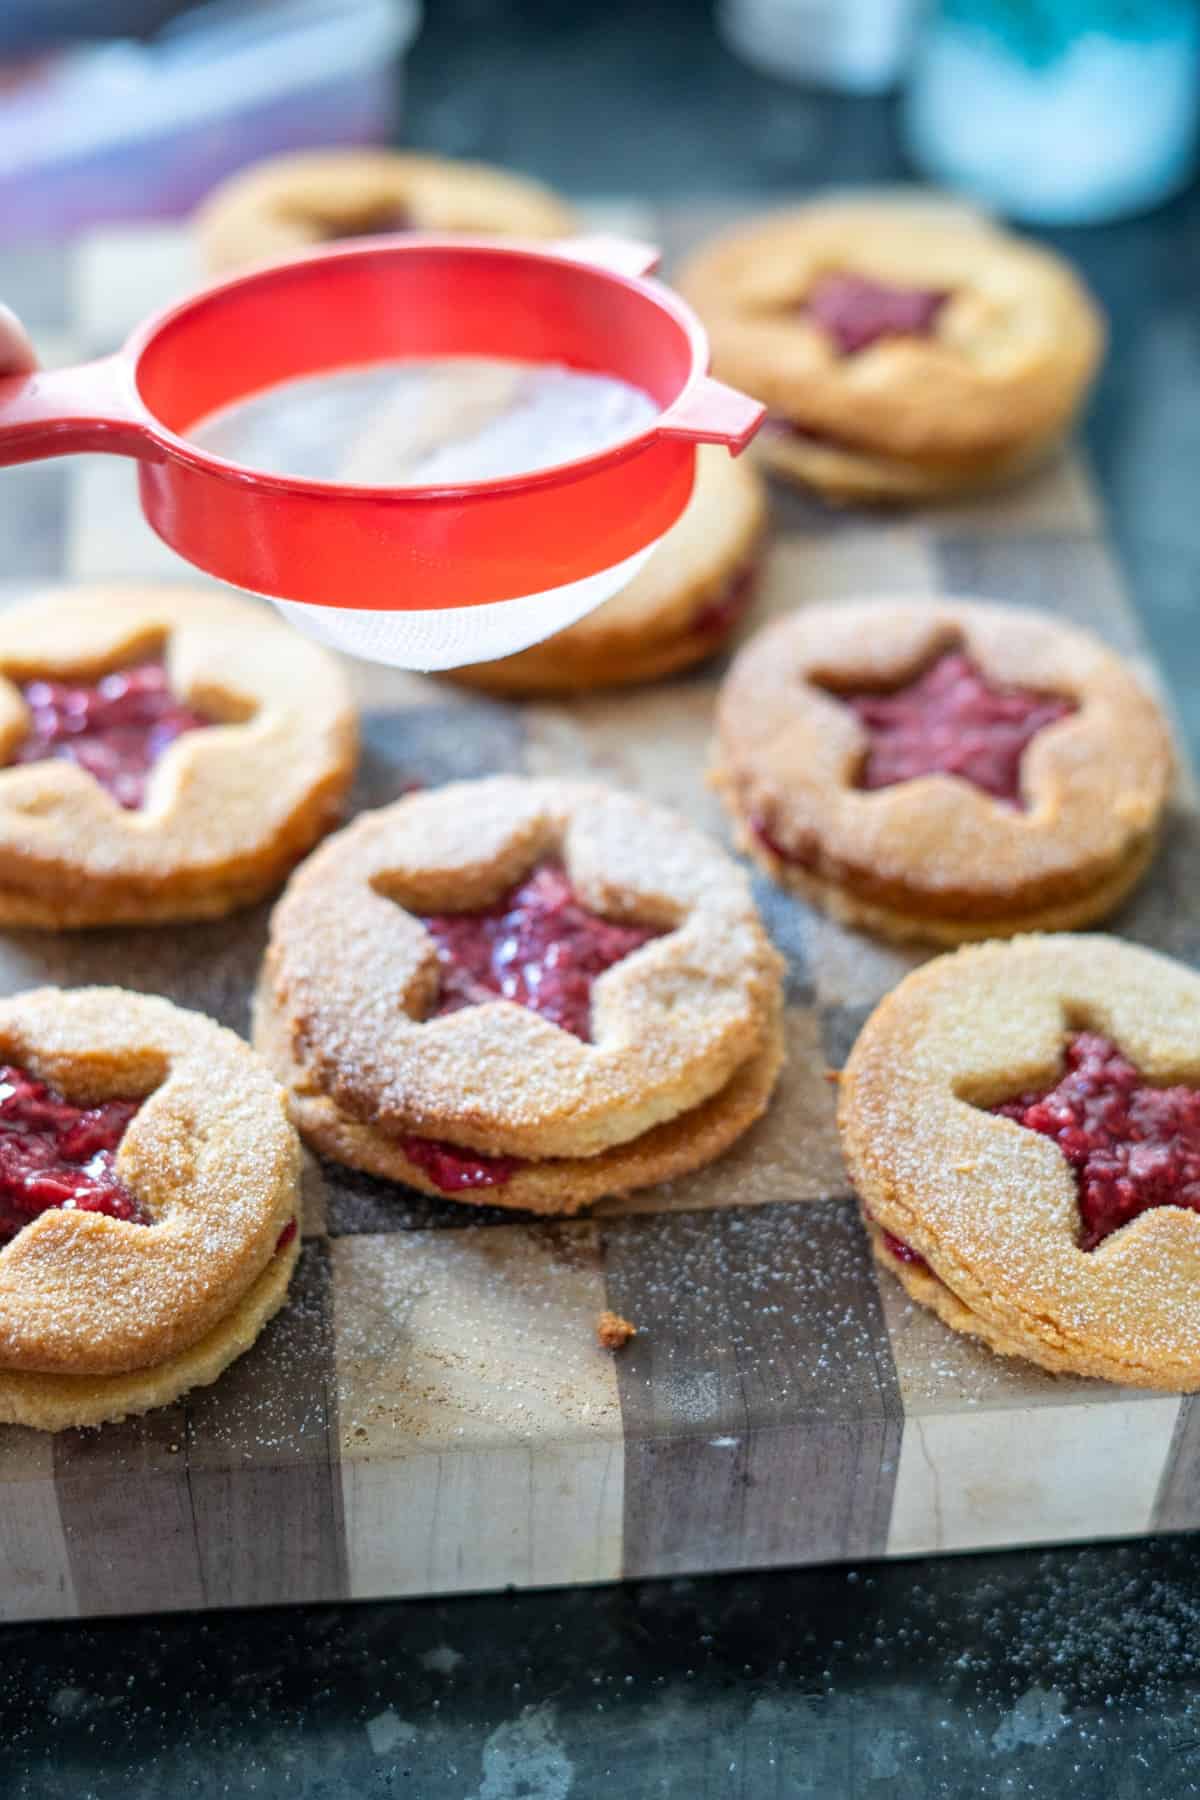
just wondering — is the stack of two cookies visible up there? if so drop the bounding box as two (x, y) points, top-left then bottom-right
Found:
(839, 934), (1200, 1393)
(254, 777), (786, 1214)
(0, 583), (360, 1429)
(0, 597), (790, 1430)
(709, 588), (1186, 1392)
(679, 200), (1105, 504)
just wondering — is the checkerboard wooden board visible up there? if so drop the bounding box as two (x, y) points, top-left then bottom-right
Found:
(2, 204), (1200, 1625)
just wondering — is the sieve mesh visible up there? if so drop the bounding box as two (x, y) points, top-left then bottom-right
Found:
(267, 537), (662, 671)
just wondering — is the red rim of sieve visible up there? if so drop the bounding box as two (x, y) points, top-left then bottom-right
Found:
(0, 235), (765, 612)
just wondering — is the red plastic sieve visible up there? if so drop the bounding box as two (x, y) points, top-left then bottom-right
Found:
(0, 235), (764, 669)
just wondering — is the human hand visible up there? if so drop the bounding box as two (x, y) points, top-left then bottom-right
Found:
(0, 305), (36, 376)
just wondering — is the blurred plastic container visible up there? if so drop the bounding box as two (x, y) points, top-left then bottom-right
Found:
(904, 0), (1200, 224)
(717, 0), (919, 93)
(0, 0), (421, 242)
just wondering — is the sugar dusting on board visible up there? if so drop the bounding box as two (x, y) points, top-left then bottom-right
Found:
(188, 357), (657, 486)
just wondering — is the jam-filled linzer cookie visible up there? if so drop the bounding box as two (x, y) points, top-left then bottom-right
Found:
(840, 936), (1200, 1390)
(255, 777), (785, 1214)
(0, 987), (301, 1430)
(714, 597), (1172, 944)
(0, 583), (357, 927)
(449, 447), (767, 696)
(196, 148), (576, 272)
(677, 201), (1105, 502)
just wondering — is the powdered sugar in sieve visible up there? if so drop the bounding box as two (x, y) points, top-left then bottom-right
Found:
(188, 357), (661, 669)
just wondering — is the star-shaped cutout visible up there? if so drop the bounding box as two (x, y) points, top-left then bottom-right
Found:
(990, 1031), (1200, 1250)
(418, 861), (665, 1043)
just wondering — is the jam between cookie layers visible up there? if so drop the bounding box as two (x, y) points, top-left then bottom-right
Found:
(994, 1032), (1200, 1252)
(9, 660), (212, 810)
(256, 778), (785, 1214)
(677, 200), (1105, 502)
(421, 861), (664, 1043)
(836, 649), (1076, 808)
(716, 598), (1173, 944)
(878, 1029), (1200, 1267)
(0, 583), (357, 929)
(762, 275), (952, 460)
(399, 861), (665, 1192)
(804, 272), (950, 357)
(749, 647), (1076, 843)
(0, 1060), (302, 1252)
(0, 988), (302, 1431)
(0, 1066), (144, 1242)
(840, 936), (1200, 1390)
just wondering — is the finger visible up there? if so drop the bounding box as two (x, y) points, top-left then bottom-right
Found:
(0, 305), (37, 375)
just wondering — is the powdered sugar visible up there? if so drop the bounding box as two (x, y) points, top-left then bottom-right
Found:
(268, 777), (783, 1163)
(0, 987), (298, 1399)
(841, 935), (1200, 1385)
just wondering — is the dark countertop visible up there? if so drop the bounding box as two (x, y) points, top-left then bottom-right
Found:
(4, 5), (1200, 1796)
(7, 1534), (1200, 1798)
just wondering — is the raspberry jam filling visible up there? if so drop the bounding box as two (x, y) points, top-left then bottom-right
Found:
(10, 659), (213, 810)
(690, 564), (759, 639)
(401, 1134), (524, 1193)
(419, 861), (664, 1044)
(0, 1065), (147, 1245)
(837, 649), (1075, 808)
(993, 1031), (1200, 1252)
(880, 1224), (929, 1273)
(805, 272), (950, 356)
(750, 814), (813, 870)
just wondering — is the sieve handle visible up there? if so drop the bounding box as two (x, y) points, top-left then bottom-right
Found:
(0, 356), (155, 466)
(657, 376), (766, 454)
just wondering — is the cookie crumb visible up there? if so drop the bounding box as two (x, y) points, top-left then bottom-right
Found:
(597, 1310), (637, 1350)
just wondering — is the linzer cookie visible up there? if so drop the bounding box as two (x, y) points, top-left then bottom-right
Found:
(449, 446), (767, 695)
(0, 988), (301, 1430)
(839, 935), (1200, 1390)
(677, 201), (1105, 502)
(196, 148), (576, 272)
(255, 777), (785, 1214)
(714, 597), (1172, 944)
(0, 583), (357, 926)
